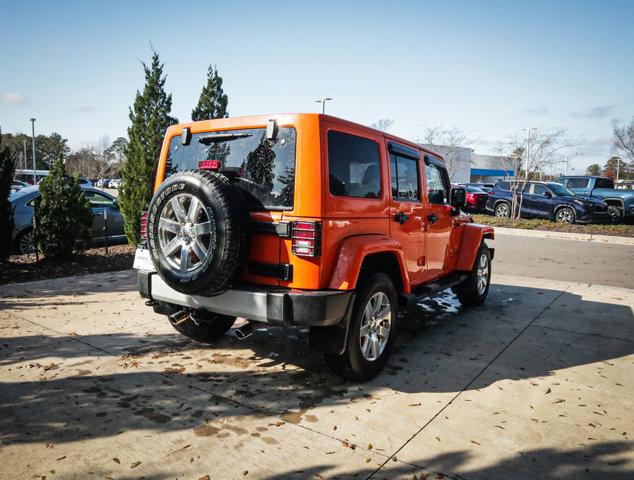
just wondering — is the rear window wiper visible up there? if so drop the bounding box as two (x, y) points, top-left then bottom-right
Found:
(198, 133), (252, 144)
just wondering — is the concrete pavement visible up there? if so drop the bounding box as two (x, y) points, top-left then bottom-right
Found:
(491, 233), (634, 289)
(1, 267), (632, 480)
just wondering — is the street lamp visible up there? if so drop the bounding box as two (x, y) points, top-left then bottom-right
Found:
(30, 118), (37, 184)
(315, 97), (332, 114)
(521, 127), (537, 180)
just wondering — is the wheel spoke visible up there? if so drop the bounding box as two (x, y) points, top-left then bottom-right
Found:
(179, 245), (190, 272)
(378, 324), (390, 339)
(195, 221), (212, 235)
(376, 304), (391, 321)
(159, 218), (180, 234)
(187, 196), (200, 222)
(370, 337), (379, 359)
(359, 323), (371, 337)
(361, 337), (371, 357)
(191, 238), (208, 262)
(171, 197), (187, 223)
(162, 237), (181, 256)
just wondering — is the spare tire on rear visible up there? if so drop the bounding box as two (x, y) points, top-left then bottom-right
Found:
(146, 170), (250, 295)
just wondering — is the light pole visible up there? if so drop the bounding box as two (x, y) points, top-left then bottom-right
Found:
(30, 118), (37, 184)
(616, 156), (621, 182)
(315, 97), (332, 114)
(522, 127), (537, 180)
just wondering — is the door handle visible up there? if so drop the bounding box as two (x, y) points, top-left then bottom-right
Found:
(394, 211), (410, 224)
(427, 213), (438, 224)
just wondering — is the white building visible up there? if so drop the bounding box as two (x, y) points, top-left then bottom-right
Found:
(420, 144), (473, 183)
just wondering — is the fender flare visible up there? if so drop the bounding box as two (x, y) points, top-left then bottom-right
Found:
(327, 234), (411, 293)
(456, 224), (494, 271)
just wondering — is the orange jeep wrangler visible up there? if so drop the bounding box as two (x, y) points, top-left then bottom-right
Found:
(134, 113), (494, 380)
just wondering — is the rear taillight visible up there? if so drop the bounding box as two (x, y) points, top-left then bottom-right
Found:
(140, 211), (148, 240)
(466, 193), (475, 202)
(292, 221), (321, 257)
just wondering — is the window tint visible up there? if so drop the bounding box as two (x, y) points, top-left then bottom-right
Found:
(425, 162), (448, 204)
(595, 178), (614, 189)
(167, 127), (296, 210)
(532, 184), (550, 195)
(328, 131), (381, 199)
(390, 154), (420, 201)
(83, 191), (115, 207)
(567, 178), (590, 188)
(496, 181), (510, 191)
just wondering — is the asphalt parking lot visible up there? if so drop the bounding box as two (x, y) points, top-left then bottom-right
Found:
(1, 238), (633, 480)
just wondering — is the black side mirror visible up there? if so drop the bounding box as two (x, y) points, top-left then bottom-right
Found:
(450, 187), (466, 209)
(543, 191), (553, 198)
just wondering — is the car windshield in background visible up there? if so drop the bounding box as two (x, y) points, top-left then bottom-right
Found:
(166, 127), (296, 210)
(548, 183), (574, 196)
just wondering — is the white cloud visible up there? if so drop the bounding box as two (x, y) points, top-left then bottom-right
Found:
(1, 92), (28, 105)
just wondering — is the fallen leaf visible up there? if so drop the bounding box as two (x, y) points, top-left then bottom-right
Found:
(112, 458), (120, 464)
(130, 461), (141, 469)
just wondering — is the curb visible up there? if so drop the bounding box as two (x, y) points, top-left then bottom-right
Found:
(493, 227), (634, 246)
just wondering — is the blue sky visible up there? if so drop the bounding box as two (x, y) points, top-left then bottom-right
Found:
(1, 0), (633, 172)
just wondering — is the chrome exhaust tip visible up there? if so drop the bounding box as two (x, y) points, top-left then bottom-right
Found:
(168, 309), (190, 326)
(234, 323), (254, 340)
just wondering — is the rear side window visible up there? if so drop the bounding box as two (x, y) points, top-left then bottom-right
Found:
(391, 154), (421, 201)
(595, 178), (614, 189)
(328, 131), (381, 199)
(496, 181), (510, 191)
(567, 178), (590, 188)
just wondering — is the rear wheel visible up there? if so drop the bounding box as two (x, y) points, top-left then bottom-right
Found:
(453, 243), (491, 307)
(169, 309), (236, 344)
(14, 228), (37, 255)
(494, 202), (510, 218)
(325, 273), (397, 381)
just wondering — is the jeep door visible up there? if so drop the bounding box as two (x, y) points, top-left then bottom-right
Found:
(387, 143), (427, 285)
(423, 156), (453, 278)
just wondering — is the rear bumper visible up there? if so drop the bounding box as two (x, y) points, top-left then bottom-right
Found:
(138, 271), (353, 327)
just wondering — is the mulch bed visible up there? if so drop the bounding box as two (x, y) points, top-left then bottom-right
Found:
(0, 244), (135, 286)
(471, 214), (634, 237)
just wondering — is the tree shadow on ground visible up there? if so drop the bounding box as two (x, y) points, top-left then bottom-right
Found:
(261, 441), (634, 480)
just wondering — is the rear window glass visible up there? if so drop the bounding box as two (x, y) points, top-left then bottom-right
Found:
(165, 127), (296, 210)
(567, 178), (590, 188)
(392, 155), (421, 201)
(328, 131), (381, 199)
(595, 178), (614, 189)
(496, 181), (510, 191)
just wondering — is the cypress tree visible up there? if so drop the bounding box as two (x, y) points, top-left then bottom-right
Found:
(0, 132), (16, 259)
(34, 157), (93, 257)
(119, 51), (177, 245)
(191, 64), (229, 121)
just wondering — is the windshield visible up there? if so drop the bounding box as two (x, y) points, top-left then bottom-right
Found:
(548, 183), (574, 196)
(165, 127), (296, 210)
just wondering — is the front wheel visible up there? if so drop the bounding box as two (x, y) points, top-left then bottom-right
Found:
(555, 207), (576, 224)
(169, 310), (236, 344)
(453, 243), (492, 307)
(14, 228), (37, 255)
(325, 273), (397, 381)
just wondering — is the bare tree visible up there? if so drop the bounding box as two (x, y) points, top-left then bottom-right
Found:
(370, 118), (394, 132)
(65, 137), (127, 179)
(418, 125), (472, 181)
(498, 129), (573, 219)
(613, 117), (634, 164)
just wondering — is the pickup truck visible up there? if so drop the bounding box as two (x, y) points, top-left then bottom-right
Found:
(555, 176), (634, 222)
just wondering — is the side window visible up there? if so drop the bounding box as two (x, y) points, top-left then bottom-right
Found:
(595, 178), (613, 189)
(328, 131), (381, 199)
(390, 154), (420, 201)
(497, 181), (510, 191)
(569, 178), (590, 188)
(83, 191), (115, 207)
(425, 162), (449, 204)
(532, 184), (550, 195)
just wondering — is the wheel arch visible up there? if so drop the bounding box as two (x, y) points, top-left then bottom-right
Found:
(456, 223), (494, 271)
(327, 235), (410, 294)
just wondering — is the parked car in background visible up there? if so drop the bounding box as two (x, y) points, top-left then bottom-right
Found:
(77, 176), (92, 187)
(14, 169), (49, 185)
(11, 180), (28, 193)
(555, 176), (634, 223)
(461, 185), (489, 212)
(460, 182), (494, 192)
(9, 186), (127, 254)
(108, 178), (122, 189)
(486, 181), (611, 224)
